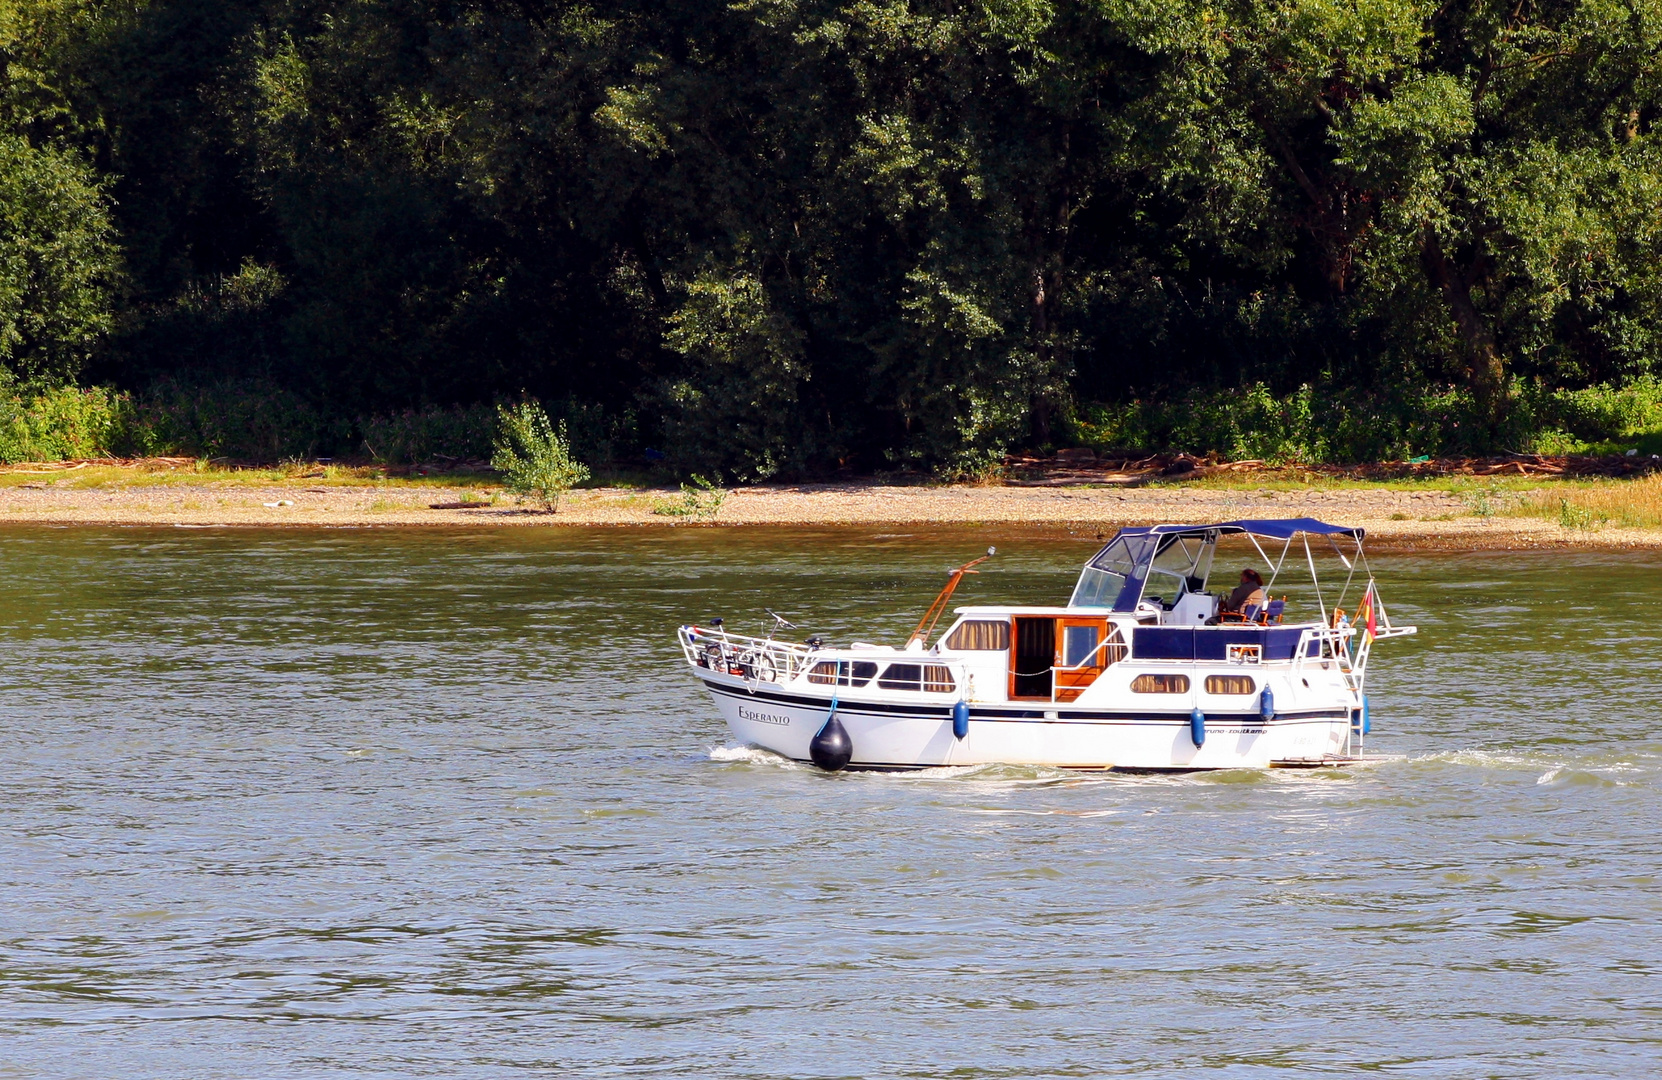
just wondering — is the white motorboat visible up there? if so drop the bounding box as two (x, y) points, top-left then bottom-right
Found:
(678, 519), (1414, 771)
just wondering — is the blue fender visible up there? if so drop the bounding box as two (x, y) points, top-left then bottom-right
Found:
(1362, 695), (1370, 735)
(1259, 684), (1276, 721)
(1190, 708), (1206, 748)
(952, 700), (970, 740)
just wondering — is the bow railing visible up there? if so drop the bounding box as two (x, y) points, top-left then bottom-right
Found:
(678, 625), (821, 685)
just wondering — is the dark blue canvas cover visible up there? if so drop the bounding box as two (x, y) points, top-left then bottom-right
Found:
(1112, 518), (1362, 541)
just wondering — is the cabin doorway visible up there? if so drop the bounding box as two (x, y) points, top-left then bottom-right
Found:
(1011, 617), (1055, 700)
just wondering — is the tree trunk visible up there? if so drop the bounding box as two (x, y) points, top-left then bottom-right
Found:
(1031, 270), (1051, 446)
(627, 218), (670, 309)
(1420, 231), (1506, 416)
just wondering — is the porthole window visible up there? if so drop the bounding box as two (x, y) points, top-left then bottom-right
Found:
(1205, 675), (1256, 695)
(1130, 673), (1189, 694)
(943, 620), (1010, 651)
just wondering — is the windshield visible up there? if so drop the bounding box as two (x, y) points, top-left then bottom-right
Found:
(1070, 530), (1219, 610)
(1069, 534), (1155, 608)
(1142, 533), (1216, 606)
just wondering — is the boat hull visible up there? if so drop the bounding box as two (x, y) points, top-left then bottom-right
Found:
(698, 673), (1351, 770)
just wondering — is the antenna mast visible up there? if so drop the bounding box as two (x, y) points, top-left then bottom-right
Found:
(906, 547), (996, 649)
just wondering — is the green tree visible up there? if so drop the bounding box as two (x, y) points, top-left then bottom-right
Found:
(1122, 0), (1662, 425)
(8, 0), (1662, 466)
(0, 132), (118, 384)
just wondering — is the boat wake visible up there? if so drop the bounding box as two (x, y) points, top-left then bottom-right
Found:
(1403, 746), (1659, 787)
(707, 744), (805, 769)
(705, 745), (1385, 788)
(707, 744), (1093, 783)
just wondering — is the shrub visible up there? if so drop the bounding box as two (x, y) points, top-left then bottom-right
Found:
(361, 404), (496, 464)
(1072, 377), (1662, 464)
(0, 380), (126, 463)
(651, 474), (727, 520)
(491, 400), (591, 511)
(114, 378), (346, 461)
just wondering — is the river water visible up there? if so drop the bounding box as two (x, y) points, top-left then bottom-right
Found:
(0, 525), (1657, 1078)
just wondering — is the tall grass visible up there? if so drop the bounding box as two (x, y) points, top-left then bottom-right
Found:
(1513, 475), (1662, 530)
(0, 379), (492, 465)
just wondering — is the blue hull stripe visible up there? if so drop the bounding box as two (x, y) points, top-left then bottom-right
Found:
(702, 679), (1347, 725)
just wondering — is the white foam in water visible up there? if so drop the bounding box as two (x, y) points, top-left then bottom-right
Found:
(1413, 748), (1562, 772)
(708, 744), (803, 768)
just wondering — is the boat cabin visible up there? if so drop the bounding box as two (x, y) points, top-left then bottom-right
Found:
(933, 518), (1366, 703)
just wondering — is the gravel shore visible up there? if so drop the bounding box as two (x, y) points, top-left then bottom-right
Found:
(0, 478), (1655, 548)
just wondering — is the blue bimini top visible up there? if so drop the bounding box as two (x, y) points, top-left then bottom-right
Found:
(1113, 518), (1363, 541)
(1072, 518), (1364, 612)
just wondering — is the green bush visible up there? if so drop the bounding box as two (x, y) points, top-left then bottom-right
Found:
(114, 378), (346, 461)
(491, 400), (591, 511)
(0, 381), (127, 463)
(361, 404), (496, 464)
(651, 474), (727, 520)
(8, 370), (1662, 470)
(1072, 377), (1662, 464)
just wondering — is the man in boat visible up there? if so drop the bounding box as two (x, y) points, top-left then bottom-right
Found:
(1221, 568), (1266, 614)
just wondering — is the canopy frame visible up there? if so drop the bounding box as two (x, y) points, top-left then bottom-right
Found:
(1073, 518), (1367, 615)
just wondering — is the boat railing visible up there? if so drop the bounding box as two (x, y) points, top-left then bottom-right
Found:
(1294, 622), (1414, 693)
(678, 625), (971, 693)
(678, 625), (821, 684)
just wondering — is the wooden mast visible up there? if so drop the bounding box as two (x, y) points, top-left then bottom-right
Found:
(906, 547), (996, 649)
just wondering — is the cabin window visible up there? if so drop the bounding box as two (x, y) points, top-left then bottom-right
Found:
(924, 665), (955, 693)
(807, 661), (879, 687)
(1063, 625), (1101, 668)
(1131, 673), (1189, 694)
(943, 620), (1009, 651)
(876, 663), (956, 692)
(1205, 675), (1256, 695)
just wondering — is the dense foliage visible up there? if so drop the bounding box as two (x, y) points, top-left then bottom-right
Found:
(2, 0), (1661, 469)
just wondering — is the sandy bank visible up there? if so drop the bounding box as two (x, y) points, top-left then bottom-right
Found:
(0, 478), (1657, 549)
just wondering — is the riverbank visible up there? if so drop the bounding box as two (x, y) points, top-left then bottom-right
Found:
(2, 462), (1659, 548)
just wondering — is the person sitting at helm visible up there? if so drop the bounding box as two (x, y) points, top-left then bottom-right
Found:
(1221, 568), (1266, 615)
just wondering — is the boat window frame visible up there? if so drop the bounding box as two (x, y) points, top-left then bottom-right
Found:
(1204, 674), (1257, 695)
(1069, 533), (1149, 608)
(806, 660), (879, 687)
(942, 619), (1011, 651)
(1062, 623), (1101, 668)
(876, 662), (956, 693)
(1130, 673), (1190, 694)
(1145, 533), (1216, 606)
(1097, 530), (1219, 613)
